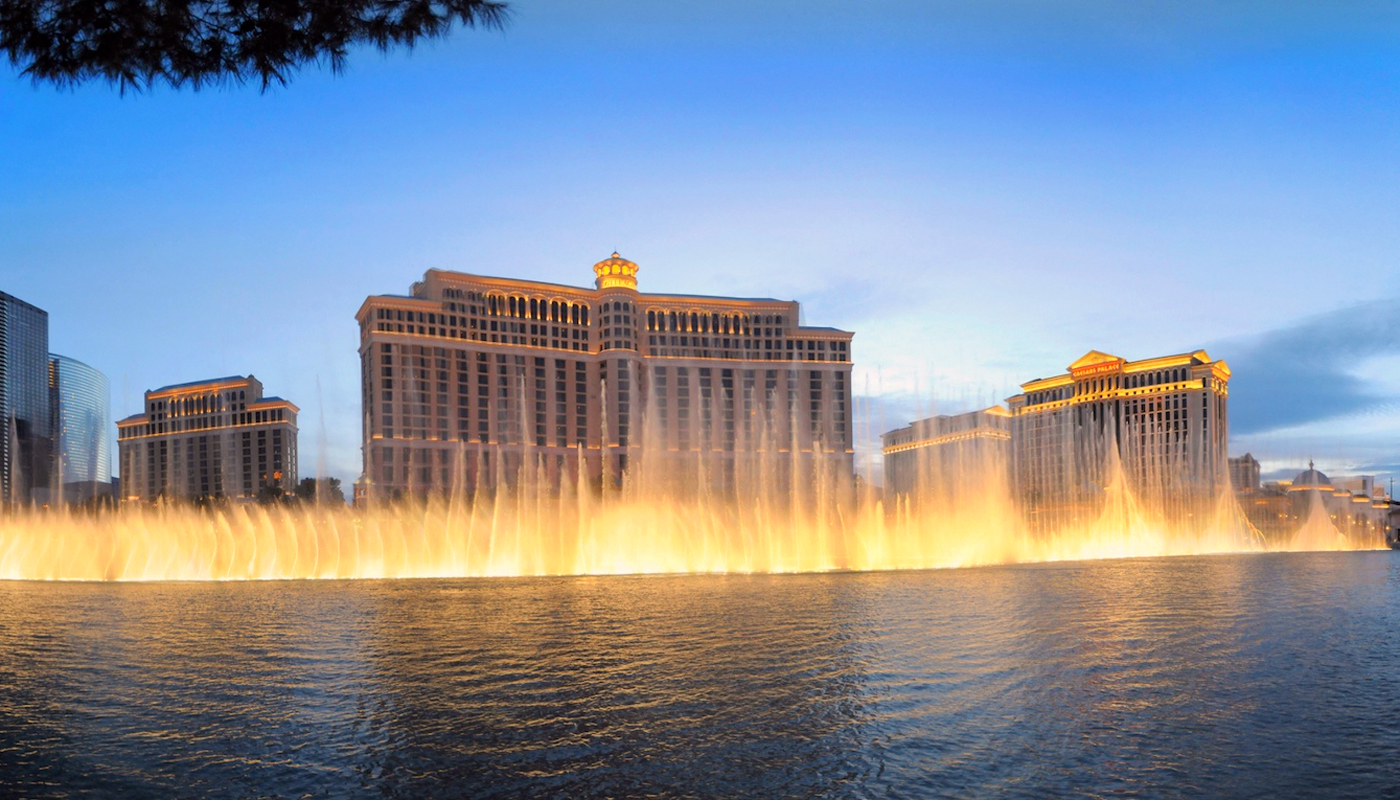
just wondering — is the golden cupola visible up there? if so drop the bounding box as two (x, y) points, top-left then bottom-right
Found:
(593, 252), (639, 290)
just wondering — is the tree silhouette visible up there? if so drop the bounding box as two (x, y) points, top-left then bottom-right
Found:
(1, 1), (509, 92)
(295, 476), (345, 506)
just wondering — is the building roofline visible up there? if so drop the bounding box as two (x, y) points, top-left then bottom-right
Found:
(0, 291), (48, 315)
(49, 353), (101, 372)
(424, 269), (596, 295)
(417, 269), (817, 307)
(150, 375), (251, 395)
(1017, 349), (1227, 391)
(641, 291), (786, 304)
(250, 397), (300, 413)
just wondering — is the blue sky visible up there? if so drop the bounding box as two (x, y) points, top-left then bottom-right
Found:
(2, 1), (1396, 486)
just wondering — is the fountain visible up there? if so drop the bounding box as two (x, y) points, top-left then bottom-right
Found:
(0, 405), (1376, 582)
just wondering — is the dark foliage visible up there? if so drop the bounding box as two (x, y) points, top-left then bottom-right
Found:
(257, 481), (287, 504)
(295, 476), (345, 506)
(1, 0), (509, 91)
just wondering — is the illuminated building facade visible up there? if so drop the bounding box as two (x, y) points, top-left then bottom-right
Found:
(117, 375), (298, 503)
(1238, 464), (1395, 544)
(0, 292), (51, 506)
(1291, 466), (1392, 540)
(1006, 349), (1231, 527)
(356, 253), (855, 501)
(881, 407), (1010, 507)
(48, 354), (112, 503)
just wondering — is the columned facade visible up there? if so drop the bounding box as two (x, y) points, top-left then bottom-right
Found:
(1007, 349), (1230, 529)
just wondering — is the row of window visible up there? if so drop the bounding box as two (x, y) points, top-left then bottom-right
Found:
(122, 429), (293, 499)
(118, 408), (291, 439)
(146, 388), (251, 418)
(370, 344), (851, 449)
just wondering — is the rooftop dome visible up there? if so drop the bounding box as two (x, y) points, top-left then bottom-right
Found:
(1290, 460), (1332, 490)
(593, 252), (638, 291)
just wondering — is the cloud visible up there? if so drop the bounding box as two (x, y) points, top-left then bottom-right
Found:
(1211, 298), (1400, 435)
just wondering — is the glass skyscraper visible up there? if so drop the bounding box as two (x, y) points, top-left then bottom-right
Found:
(0, 291), (51, 505)
(50, 354), (112, 496)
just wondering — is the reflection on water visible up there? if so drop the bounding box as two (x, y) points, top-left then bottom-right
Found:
(2, 552), (1398, 798)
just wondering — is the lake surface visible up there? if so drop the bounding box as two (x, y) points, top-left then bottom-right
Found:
(2, 552), (1398, 799)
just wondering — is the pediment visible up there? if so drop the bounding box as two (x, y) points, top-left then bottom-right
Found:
(1068, 350), (1124, 370)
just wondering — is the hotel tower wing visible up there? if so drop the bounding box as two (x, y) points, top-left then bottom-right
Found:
(356, 254), (855, 503)
(1006, 349), (1230, 529)
(117, 375), (298, 503)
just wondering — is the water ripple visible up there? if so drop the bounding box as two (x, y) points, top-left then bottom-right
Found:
(1, 552), (1398, 798)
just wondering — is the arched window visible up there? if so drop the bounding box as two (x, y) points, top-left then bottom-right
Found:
(529, 298), (538, 318)
(648, 310), (657, 330)
(690, 312), (699, 331)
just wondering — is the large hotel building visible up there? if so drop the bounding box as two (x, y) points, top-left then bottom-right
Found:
(356, 254), (854, 501)
(1006, 349), (1231, 526)
(117, 375), (298, 503)
(880, 349), (1232, 527)
(880, 407), (1011, 508)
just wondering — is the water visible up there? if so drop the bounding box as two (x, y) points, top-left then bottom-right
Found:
(3, 551), (1397, 798)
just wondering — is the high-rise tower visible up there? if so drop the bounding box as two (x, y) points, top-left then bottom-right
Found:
(0, 292), (51, 505)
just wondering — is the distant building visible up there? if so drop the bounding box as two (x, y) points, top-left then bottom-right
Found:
(1006, 349), (1231, 528)
(880, 407), (1010, 507)
(0, 292), (52, 505)
(356, 254), (855, 501)
(1389, 500), (1400, 547)
(48, 354), (113, 504)
(117, 375), (298, 503)
(1274, 463), (1391, 543)
(1229, 453), (1260, 493)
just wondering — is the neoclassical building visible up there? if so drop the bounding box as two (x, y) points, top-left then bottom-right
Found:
(1006, 349), (1231, 528)
(880, 407), (1011, 508)
(1237, 463), (1394, 545)
(355, 253), (855, 501)
(117, 375), (298, 503)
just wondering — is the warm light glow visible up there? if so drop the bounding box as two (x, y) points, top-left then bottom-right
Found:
(0, 459), (1378, 582)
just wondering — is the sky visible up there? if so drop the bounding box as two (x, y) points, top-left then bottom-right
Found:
(1, 1), (1397, 487)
